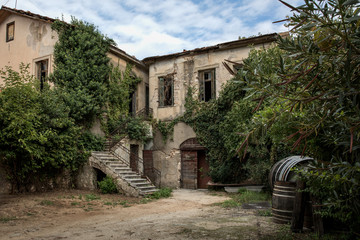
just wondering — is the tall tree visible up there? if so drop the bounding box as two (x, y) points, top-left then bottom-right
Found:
(51, 18), (114, 127)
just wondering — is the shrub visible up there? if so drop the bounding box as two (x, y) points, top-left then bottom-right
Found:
(98, 176), (118, 194)
(147, 187), (172, 199)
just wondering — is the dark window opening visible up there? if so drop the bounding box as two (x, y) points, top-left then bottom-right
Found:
(233, 63), (243, 73)
(158, 75), (173, 107)
(6, 22), (15, 42)
(199, 69), (215, 102)
(145, 84), (149, 115)
(204, 80), (212, 102)
(36, 59), (48, 90)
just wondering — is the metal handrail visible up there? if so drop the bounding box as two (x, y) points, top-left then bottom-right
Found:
(110, 142), (161, 187)
(105, 110), (161, 187)
(135, 107), (153, 119)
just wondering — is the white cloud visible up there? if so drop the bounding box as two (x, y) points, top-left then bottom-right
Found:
(2, 0), (303, 59)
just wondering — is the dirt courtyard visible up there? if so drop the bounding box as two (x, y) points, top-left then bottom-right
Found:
(0, 189), (280, 240)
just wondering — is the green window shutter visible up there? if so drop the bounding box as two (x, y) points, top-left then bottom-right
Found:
(198, 71), (204, 101)
(159, 77), (164, 107)
(211, 69), (216, 99)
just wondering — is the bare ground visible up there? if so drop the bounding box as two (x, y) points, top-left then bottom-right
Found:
(0, 189), (281, 240)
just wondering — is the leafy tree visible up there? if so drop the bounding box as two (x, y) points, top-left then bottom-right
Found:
(236, 0), (360, 234)
(0, 64), (89, 192)
(51, 18), (114, 127)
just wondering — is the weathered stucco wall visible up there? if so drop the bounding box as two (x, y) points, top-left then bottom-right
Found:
(148, 42), (274, 188)
(0, 14), (57, 86)
(152, 122), (196, 188)
(148, 43), (273, 121)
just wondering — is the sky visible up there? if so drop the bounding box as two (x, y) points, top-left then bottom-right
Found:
(2, 0), (304, 60)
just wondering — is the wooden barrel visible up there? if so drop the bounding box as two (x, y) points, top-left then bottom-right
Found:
(268, 156), (313, 190)
(272, 181), (296, 224)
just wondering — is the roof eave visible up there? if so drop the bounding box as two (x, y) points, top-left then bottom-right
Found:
(142, 33), (281, 65)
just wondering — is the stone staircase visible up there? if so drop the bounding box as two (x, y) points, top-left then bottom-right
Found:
(90, 151), (158, 197)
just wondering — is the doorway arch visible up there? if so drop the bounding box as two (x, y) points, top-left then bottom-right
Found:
(180, 138), (211, 189)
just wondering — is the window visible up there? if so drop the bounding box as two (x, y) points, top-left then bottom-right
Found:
(233, 63), (243, 73)
(199, 69), (216, 102)
(158, 75), (173, 107)
(145, 83), (150, 115)
(36, 59), (48, 90)
(6, 22), (15, 42)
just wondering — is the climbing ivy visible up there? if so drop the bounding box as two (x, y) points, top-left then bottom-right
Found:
(51, 18), (114, 127)
(0, 64), (103, 192)
(106, 64), (141, 133)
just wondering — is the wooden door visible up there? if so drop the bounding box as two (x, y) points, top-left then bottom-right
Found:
(197, 150), (211, 189)
(130, 144), (139, 172)
(181, 151), (197, 189)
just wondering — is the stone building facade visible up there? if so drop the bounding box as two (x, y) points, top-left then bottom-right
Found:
(143, 34), (280, 189)
(1, 6), (284, 192)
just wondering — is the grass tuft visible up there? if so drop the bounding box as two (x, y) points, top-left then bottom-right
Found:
(39, 200), (54, 206)
(85, 194), (100, 201)
(217, 189), (271, 208)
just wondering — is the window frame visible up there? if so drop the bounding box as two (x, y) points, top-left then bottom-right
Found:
(35, 59), (49, 90)
(6, 22), (15, 42)
(198, 68), (216, 102)
(158, 75), (174, 107)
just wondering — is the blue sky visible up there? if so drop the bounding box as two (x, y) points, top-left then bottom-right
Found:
(2, 0), (304, 59)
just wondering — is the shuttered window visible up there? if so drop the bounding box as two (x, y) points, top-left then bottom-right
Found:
(6, 22), (15, 42)
(198, 69), (216, 101)
(158, 75), (174, 107)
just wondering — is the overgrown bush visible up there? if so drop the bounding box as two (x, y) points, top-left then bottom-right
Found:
(98, 176), (118, 194)
(0, 64), (86, 192)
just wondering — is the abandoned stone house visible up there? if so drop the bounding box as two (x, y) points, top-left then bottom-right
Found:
(0, 6), (282, 195)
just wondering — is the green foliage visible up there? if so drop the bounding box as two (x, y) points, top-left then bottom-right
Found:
(85, 194), (100, 201)
(39, 200), (54, 206)
(235, 0), (360, 235)
(217, 189), (271, 208)
(0, 217), (17, 223)
(98, 176), (118, 194)
(51, 18), (114, 126)
(109, 116), (151, 143)
(0, 65), (88, 192)
(146, 187), (172, 199)
(106, 64), (142, 132)
(78, 131), (104, 152)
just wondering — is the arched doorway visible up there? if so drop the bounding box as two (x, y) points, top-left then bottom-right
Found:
(180, 138), (211, 189)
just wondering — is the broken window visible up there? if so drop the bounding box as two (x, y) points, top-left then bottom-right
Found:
(233, 63), (243, 73)
(36, 59), (48, 90)
(6, 22), (15, 42)
(199, 69), (216, 102)
(158, 75), (174, 107)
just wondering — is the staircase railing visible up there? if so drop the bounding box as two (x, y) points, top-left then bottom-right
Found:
(135, 107), (153, 120)
(110, 143), (161, 187)
(105, 116), (161, 187)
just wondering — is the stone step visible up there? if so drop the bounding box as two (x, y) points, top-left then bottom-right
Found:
(134, 182), (153, 187)
(109, 164), (128, 168)
(137, 186), (157, 191)
(116, 169), (137, 174)
(123, 175), (143, 179)
(91, 150), (159, 197)
(120, 172), (141, 177)
(127, 178), (148, 183)
(140, 189), (158, 195)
